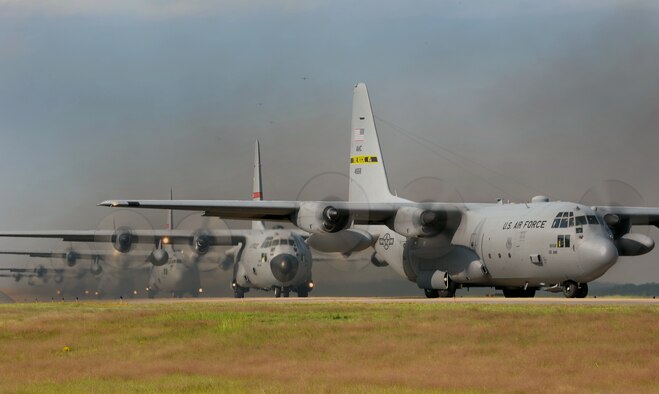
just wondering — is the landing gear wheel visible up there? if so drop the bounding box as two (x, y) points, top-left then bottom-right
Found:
(274, 287), (282, 298)
(283, 289), (290, 298)
(297, 286), (309, 298)
(575, 283), (589, 298)
(438, 289), (456, 298)
(503, 288), (536, 298)
(424, 289), (439, 298)
(233, 285), (245, 299)
(562, 281), (579, 298)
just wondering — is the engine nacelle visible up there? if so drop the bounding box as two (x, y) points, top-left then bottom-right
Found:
(65, 250), (79, 267)
(193, 232), (211, 255)
(614, 233), (655, 256)
(111, 227), (135, 253)
(389, 207), (446, 237)
(148, 249), (169, 266)
(294, 202), (352, 234)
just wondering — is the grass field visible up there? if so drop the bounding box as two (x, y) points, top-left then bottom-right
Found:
(0, 300), (658, 393)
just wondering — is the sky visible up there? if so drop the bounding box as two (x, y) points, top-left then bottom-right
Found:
(1, 0), (659, 292)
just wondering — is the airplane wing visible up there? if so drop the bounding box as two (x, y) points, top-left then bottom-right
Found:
(592, 206), (659, 226)
(98, 199), (470, 225)
(0, 250), (151, 259)
(0, 230), (248, 247)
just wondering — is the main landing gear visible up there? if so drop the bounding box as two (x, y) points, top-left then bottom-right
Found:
(562, 281), (588, 298)
(232, 281), (248, 298)
(502, 288), (537, 298)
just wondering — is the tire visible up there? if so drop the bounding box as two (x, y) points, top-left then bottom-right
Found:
(575, 283), (588, 298)
(234, 286), (245, 299)
(274, 287), (282, 298)
(503, 288), (520, 298)
(297, 286), (308, 298)
(283, 289), (290, 298)
(438, 289), (456, 298)
(563, 281), (579, 298)
(424, 288), (439, 298)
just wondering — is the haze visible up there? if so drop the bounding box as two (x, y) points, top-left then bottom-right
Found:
(1, 1), (658, 291)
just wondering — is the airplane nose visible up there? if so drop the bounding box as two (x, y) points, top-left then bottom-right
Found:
(577, 236), (618, 280)
(270, 254), (299, 283)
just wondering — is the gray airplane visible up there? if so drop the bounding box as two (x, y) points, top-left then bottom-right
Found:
(101, 83), (659, 298)
(0, 142), (315, 298)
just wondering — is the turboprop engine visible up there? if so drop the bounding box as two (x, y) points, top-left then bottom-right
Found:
(192, 231), (212, 255)
(602, 214), (655, 256)
(294, 202), (352, 234)
(111, 227), (135, 253)
(388, 207), (448, 238)
(64, 249), (80, 267)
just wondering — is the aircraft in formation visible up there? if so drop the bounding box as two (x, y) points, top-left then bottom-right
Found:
(97, 83), (658, 298)
(0, 142), (315, 298)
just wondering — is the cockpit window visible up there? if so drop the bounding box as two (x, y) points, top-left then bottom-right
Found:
(559, 218), (568, 228)
(288, 239), (295, 245)
(575, 216), (587, 226)
(261, 237), (273, 248)
(272, 239), (280, 246)
(586, 215), (599, 225)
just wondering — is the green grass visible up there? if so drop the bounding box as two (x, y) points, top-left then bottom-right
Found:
(1, 301), (658, 393)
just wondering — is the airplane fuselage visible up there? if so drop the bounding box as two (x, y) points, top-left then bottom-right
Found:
(372, 200), (617, 290)
(234, 230), (312, 292)
(147, 249), (201, 297)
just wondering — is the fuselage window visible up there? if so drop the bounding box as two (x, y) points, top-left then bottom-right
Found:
(586, 215), (599, 225)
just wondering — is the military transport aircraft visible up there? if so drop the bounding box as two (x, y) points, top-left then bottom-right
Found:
(101, 83), (659, 298)
(0, 142), (315, 298)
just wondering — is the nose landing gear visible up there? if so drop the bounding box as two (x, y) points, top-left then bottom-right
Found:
(562, 281), (588, 298)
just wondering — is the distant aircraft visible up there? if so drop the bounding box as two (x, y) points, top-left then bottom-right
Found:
(0, 266), (65, 285)
(0, 142), (316, 298)
(101, 83), (659, 298)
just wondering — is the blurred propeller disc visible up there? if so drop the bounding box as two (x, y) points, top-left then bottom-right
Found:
(94, 209), (155, 269)
(296, 172), (373, 272)
(401, 176), (464, 205)
(401, 176), (464, 260)
(580, 179), (649, 234)
(176, 213), (233, 265)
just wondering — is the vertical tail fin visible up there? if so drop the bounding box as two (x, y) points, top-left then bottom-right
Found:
(349, 83), (397, 203)
(252, 140), (266, 230)
(167, 188), (173, 231)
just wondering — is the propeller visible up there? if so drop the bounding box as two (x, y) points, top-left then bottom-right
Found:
(175, 212), (233, 266)
(400, 176), (465, 261)
(579, 179), (649, 237)
(94, 210), (155, 269)
(296, 171), (371, 272)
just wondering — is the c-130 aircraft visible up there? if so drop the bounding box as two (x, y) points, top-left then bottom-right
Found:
(101, 83), (659, 298)
(0, 141), (315, 298)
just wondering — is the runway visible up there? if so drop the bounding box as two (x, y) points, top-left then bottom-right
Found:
(119, 296), (659, 306)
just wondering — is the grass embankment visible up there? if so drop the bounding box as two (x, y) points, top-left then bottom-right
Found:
(0, 301), (657, 393)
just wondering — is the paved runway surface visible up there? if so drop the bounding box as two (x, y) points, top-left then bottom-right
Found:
(120, 296), (659, 306)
